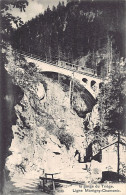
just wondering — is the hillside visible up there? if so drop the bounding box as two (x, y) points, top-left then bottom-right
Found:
(12, 0), (125, 77)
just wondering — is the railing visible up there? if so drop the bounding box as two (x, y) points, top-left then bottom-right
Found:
(39, 173), (83, 192)
(58, 60), (96, 76)
(12, 48), (99, 78)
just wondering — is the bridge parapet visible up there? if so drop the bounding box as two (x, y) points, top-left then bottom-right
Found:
(14, 49), (99, 78)
(57, 60), (96, 77)
(13, 49), (103, 98)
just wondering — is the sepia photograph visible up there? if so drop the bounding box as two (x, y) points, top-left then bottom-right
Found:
(0, 0), (126, 194)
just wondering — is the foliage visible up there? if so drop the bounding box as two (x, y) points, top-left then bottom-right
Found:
(97, 63), (126, 135)
(27, 62), (37, 75)
(58, 131), (74, 150)
(12, 0), (125, 72)
(120, 162), (126, 176)
(1, 0), (28, 33)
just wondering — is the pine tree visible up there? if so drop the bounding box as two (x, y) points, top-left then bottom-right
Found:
(98, 61), (126, 135)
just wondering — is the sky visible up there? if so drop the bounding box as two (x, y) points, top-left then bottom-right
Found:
(9, 0), (67, 24)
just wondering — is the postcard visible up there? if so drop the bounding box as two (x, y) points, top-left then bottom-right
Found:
(0, 0), (126, 194)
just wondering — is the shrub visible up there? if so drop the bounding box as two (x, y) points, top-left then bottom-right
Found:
(28, 62), (37, 75)
(58, 132), (74, 150)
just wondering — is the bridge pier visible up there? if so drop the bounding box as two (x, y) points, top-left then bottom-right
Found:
(95, 82), (100, 96)
(58, 73), (60, 83)
(69, 73), (74, 108)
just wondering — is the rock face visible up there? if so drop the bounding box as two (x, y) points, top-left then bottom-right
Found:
(5, 48), (91, 190)
(4, 47), (126, 192)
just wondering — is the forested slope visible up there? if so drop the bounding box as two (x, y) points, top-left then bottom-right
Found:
(12, 0), (125, 76)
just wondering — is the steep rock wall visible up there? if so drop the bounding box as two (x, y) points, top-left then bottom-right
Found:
(5, 48), (90, 189)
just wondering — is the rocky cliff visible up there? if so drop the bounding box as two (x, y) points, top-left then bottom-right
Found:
(4, 47), (93, 191)
(3, 47), (126, 193)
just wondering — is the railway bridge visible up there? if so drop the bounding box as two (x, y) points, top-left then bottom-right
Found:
(21, 53), (103, 99)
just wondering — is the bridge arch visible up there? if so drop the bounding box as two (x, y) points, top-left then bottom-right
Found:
(82, 78), (88, 84)
(91, 80), (96, 87)
(24, 55), (103, 98)
(99, 82), (104, 89)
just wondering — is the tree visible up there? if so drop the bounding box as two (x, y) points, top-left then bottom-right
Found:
(98, 62), (126, 135)
(1, 0), (28, 39)
(97, 60), (126, 178)
(93, 60), (126, 177)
